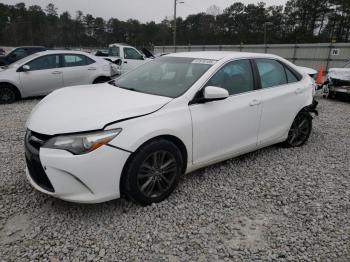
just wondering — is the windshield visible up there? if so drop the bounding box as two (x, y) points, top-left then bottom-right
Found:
(111, 57), (216, 98)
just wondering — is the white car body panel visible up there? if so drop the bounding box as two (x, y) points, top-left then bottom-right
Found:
(25, 51), (314, 203)
(0, 50), (114, 98)
(27, 84), (172, 135)
(28, 146), (130, 203)
(328, 68), (350, 81)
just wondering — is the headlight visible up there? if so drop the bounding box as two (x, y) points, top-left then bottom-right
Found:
(43, 129), (122, 155)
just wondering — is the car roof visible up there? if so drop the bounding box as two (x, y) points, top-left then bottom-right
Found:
(166, 51), (279, 60)
(16, 46), (46, 49)
(34, 50), (92, 56)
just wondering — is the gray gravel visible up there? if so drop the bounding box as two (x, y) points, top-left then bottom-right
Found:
(0, 97), (349, 261)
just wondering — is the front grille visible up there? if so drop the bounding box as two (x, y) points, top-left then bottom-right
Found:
(25, 130), (55, 192)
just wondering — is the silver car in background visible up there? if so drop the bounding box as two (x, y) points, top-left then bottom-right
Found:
(0, 50), (118, 104)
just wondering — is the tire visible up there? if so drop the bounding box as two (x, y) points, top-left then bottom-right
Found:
(282, 111), (312, 148)
(0, 86), (17, 104)
(93, 77), (110, 84)
(121, 139), (183, 205)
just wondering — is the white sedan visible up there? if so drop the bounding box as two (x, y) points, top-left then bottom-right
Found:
(25, 52), (315, 205)
(0, 50), (116, 104)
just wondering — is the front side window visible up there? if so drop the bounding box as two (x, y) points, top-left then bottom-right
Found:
(124, 47), (143, 60)
(256, 59), (288, 89)
(206, 59), (255, 95)
(63, 54), (94, 67)
(26, 55), (60, 71)
(112, 57), (215, 98)
(108, 46), (120, 57)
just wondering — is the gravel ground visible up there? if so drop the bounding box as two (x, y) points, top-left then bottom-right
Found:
(0, 97), (349, 261)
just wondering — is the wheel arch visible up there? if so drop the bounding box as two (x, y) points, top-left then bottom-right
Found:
(0, 82), (22, 99)
(93, 75), (111, 84)
(119, 134), (188, 195)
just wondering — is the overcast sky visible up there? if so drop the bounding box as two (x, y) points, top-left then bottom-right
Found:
(2, 0), (289, 22)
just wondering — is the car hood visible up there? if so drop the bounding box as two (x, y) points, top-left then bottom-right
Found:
(328, 68), (350, 81)
(27, 83), (172, 135)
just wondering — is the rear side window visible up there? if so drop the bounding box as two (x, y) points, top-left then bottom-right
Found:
(256, 59), (287, 88)
(206, 59), (255, 95)
(285, 67), (299, 83)
(63, 54), (94, 67)
(109, 46), (120, 57)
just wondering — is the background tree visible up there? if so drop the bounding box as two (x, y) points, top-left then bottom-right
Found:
(0, 1), (349, 48)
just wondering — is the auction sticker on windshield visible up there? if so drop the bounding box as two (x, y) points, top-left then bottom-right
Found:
(192, 59), (217, 65)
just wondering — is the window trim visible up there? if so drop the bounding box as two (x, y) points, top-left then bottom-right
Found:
(190, 58), (259, 104)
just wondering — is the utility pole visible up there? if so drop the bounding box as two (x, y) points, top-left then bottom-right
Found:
(173, 0), (184, 53)
(263, 22), (273, 53)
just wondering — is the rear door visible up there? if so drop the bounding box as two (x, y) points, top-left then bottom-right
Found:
(60, 54), (97, 86)
(19, 54), (63, 96)
(254, 58), (307, 146)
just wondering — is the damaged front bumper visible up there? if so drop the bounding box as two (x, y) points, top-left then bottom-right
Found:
(323, 78), (350, 96)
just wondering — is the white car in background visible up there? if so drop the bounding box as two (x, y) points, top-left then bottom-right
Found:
(107, 43), (152, 74)
(0, 50), (117, 104)
(25, 52), (316, 205)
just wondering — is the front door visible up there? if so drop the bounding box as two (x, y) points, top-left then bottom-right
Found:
(190, 59), (261, 165)
(19, 54), (63, 96)
(122, 47), (145, 74)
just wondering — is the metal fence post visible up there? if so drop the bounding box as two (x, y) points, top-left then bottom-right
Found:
(325, 43), (333, 73)
(292, 44), (297, 64)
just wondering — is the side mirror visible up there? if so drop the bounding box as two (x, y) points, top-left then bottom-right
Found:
(22, 65), (30, 72)
(203, 86), (229, 101)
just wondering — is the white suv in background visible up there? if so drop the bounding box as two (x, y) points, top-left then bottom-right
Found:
(0, 50), (116, 104)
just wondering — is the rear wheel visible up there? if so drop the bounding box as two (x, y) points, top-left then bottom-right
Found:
(282, 111), (312, 148)
(0, 86), (17, 104)
(122, 139), (183, 205)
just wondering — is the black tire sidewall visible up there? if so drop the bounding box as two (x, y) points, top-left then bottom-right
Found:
(123, 139), (183, 205)
(284, 111), (312, 148)
(0, 87), (16, 104)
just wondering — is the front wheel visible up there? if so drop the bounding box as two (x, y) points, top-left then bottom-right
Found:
(282, 111), (312, 148)
(121, 139), (183, 205)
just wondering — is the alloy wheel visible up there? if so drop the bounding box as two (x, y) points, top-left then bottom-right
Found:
(137, 150), (177, 198)
(287, 114), (311, 147)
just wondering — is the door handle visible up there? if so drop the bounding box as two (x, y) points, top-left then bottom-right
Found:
(52, 71), (62, 74)
(88, 67), (97, 71)
(249, 99), (261, 106)
(295, 88), (303, 94)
